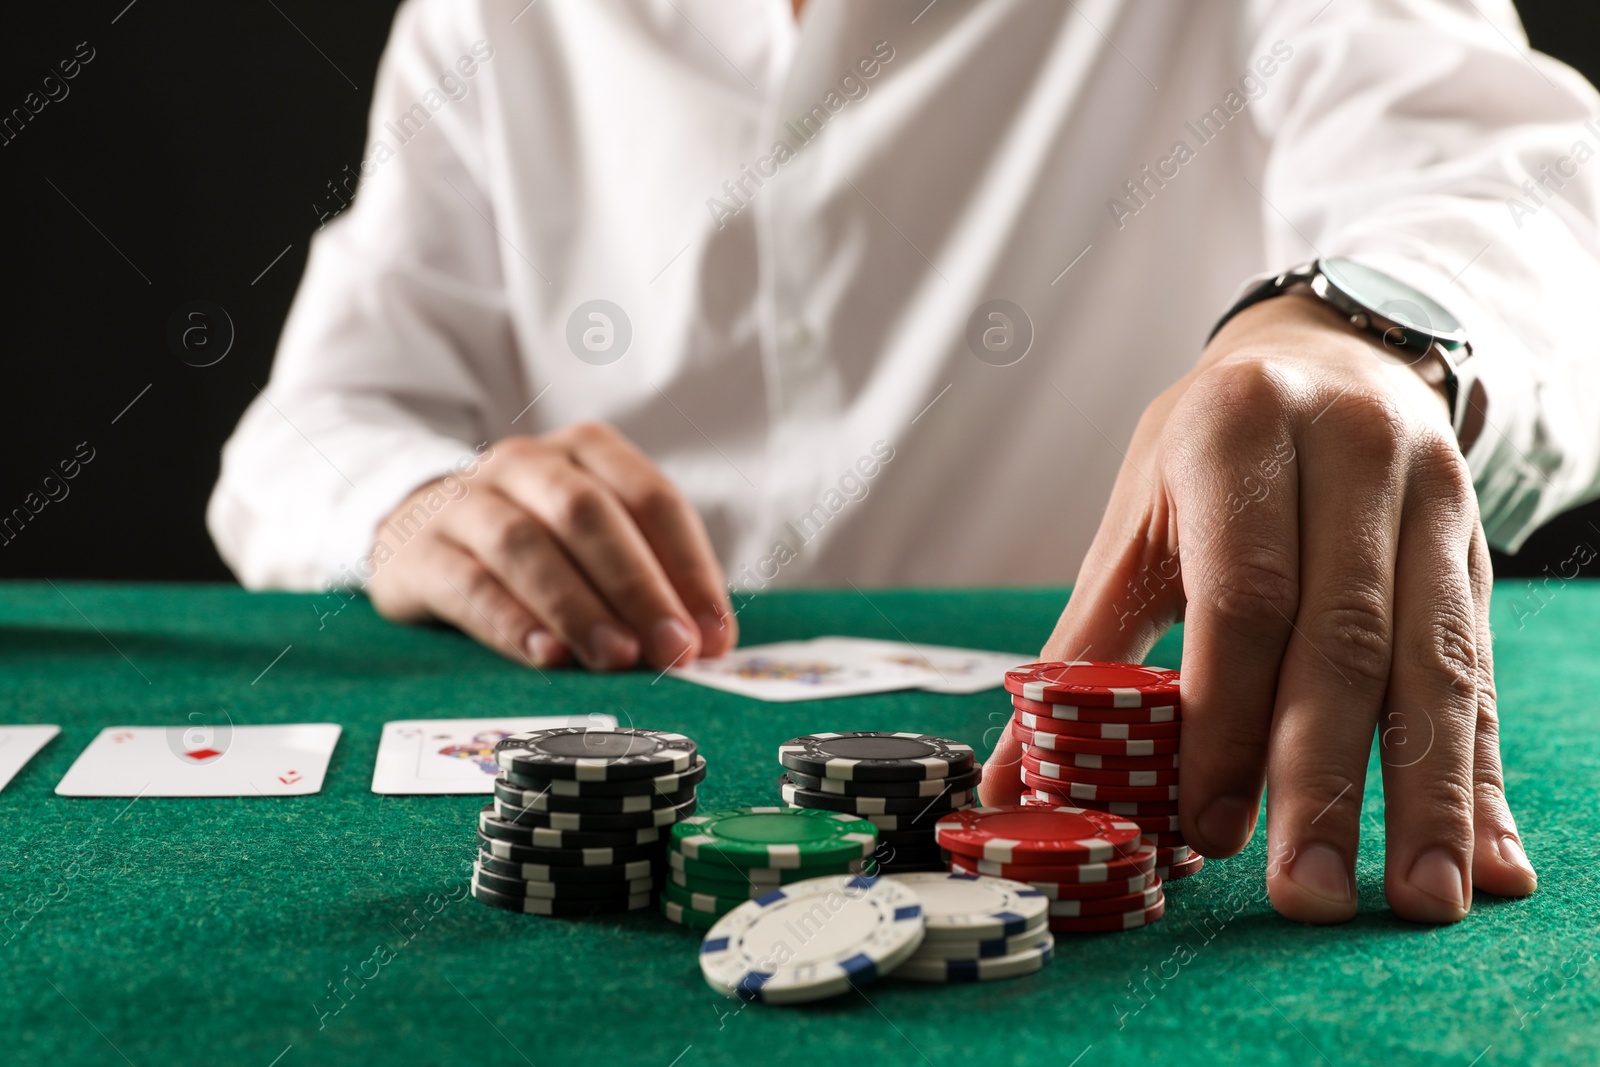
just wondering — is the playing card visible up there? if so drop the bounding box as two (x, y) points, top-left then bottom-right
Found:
(668, 640), (930, 702)
(370, 714), (618, 794)
(0, 725), (59, 793)
(55, 723), (342, 797)
(806, 637), (1028, 694)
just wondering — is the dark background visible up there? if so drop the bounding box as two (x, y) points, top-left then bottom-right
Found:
(2, 1), (1597, 584)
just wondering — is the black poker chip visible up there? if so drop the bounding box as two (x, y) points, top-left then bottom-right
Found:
(494, 728), (697, 781)
(471, 862), (656, 899)
(499, 755), (708, 797)
(470, 876), (654, 916)
(873, 827), (941, 847)
(476, 832), (664, 867)
(476, 850), (659, 883)
(781, 767), (980, 797)
(491, 796), (697, 831)
(777, 732), (975, 782)
(491, 778), (697, 814)
(479, 806), (664, 849)
(778, 776), (973, 815)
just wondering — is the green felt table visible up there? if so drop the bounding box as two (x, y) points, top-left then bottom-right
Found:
(2, 582), (1597, 1067)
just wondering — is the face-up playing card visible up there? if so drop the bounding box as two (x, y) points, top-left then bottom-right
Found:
(0, 725), (59, 794)
(668, 640), (933, 702)
(806, 637), (1028, 694)
(370, 714), (618, 794)
(54, 724), (342, 797)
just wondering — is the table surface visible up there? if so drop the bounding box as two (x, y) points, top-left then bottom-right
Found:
(2, 581), (1597, 1067)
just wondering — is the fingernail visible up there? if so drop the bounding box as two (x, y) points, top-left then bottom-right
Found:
(1197, 795), (1252, 852)
(695, 609), (729, 651)
(524, 629), (563, 667)
(649, 617), (697, 664)
(1289, 843), (1351, 904)
(1407, 847), (1466, 909)
(586, 621), (639, 670)
(1499, 835), (1536, 881)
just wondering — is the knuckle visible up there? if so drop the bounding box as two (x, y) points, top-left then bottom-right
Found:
(1204, 550), (1300, 637)
(1412, 432), (1475, 501)
(485, 514), (544, 561)
(1323, 389), (1407, 459)
(563, 420), (615, 448)
(1283, 766), (1364, 827)
(548, 483), (606, 533)
(1195, 358), (1297, 418)
(1404, 609), (1479, 705)
(1310, 591), (1393, 686)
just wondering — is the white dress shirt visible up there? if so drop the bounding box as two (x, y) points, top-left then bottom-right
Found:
(210, 0), (1600, 593)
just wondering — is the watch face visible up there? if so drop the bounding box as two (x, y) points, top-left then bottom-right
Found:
(1321, 257), (1466, 343)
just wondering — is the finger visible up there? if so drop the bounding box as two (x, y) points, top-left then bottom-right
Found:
(1465, 525), (1538, 898)
(1377, 438), (1480, 923)
(1168, 364), (1304, 859)
(499, 456), (700, 669)
(1262, 402), (1409, 923)
(982, 722), (1028, 805)
(564, 424), (738, 656)
(414, 537), (561, 670)
(443, 489), (633, 671)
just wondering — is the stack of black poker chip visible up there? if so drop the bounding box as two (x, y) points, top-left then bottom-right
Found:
(776, 731), (978, 875)
(472, 727), (706, 916)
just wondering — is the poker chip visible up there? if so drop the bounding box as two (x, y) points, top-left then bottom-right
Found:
(1019, 754), (1181, 786)
(472, 862), (655, 899)
(1116, 813), (1182, 834)
(662, 879), (746, 917)
(885, 872), (1049, 940)
(491, 797), (695, 830)
(947, 863), (1159, 899)
(1156, 854), (1205, 880)
(1150, 844), (1193, 864)
(1142, 830), (1189, 846)
(1005, 661), (1181, 706)
(935, 805), (1143, 864)
(779, 777), (974, 815)
(778, 732), (975, 782)
(476, 851), (658, 883)
(491, 779), (697, 813)
(1048, 897), (1166, 933)
(668, 869), (795, 899)
(1024, 773), (1180, 802)
(1012, 695), (1180, 723)
(661, 899), (722, 930)
(1018, 745), (1181, 770)
(1034, 792), (1180, 816)
(478, 833), (664, 867)
(470, 876), (654, 916)
(1045, 882), (1162, 917)
(698, 874), (927, 1004)
(781, 767), (981, 797)
(1014, 712), (1183, 739)
(956, 844), (1157, 883)
(494, 728), (698, 781)
(909, 927), (1057, 960)
(667, 850), (863, 884)
(893, 934), (1054, 983)
(501, 756), (708, 797)
(673, 808), (877, 869)
(856, 810), (954, 832)
(1014, 726), (1181, 758)
(872, 844), (947, 867)
(478, 807), (664, 849)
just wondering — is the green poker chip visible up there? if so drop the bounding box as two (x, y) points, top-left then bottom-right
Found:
(661, 898), (722, 930)
(667, 849), (861, 885)
(670, 807), (877, 869)
(661, 878), (744, 917)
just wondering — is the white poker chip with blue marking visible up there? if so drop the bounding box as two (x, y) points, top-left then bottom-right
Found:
(884, 871), (1049, 941)
(894, 933), (1055, 983)
(698, 874), (926, 1005)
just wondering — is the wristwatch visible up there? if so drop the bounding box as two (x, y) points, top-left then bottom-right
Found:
(1209, 258), (1480, 445)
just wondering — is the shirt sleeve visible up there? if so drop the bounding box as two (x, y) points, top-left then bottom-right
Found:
(1241, 0), (1600, 552)
(208, 0), (518, 590)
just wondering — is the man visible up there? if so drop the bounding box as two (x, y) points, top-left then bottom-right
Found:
(211, 0), (1600, 925)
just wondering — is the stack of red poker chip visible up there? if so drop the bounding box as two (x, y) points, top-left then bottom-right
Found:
(1003, 661), (1203, 881)
(934, 805), (1167, 933)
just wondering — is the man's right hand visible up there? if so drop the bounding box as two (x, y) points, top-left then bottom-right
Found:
(367, 422), (736, 671)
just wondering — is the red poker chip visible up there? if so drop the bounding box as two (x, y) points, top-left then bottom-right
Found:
(1157, 854), (1205, 880)
(1012, 694), (1180, 724)
(1013, 722), (1182, 757)
(1022, 771), (1179, 802)
(1005, 662), (1181, 707)
(935, 805), (1143, 864)
(1020, 754), (1181, 786)
(1046, 882), (1163, 917)
(948, 863), (1161, 900)
(1151, 843), (1193, 863)
(1142, 830), (1189, 847)
(1014, 710), (1183, 739)
(1123, 813), (1181, 834)
(952, 843), (1157, 883)
(1018, 741), (1181, 770)
(1048, 896), (1166, 933)
(1044, 793), (1181, 816)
